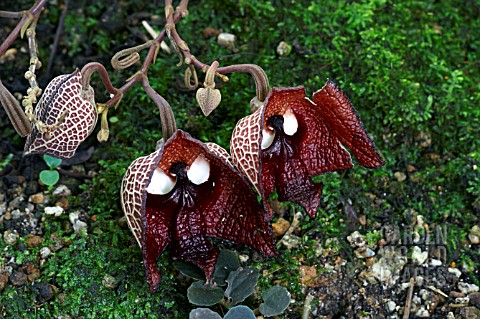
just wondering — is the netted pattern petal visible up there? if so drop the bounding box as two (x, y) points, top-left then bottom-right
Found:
(24, 70), (97, 159)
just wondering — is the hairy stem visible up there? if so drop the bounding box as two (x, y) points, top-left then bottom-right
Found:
(0, 0), (48, 56)
(80, 62), (118, 95)
(142, 77), (176, 141)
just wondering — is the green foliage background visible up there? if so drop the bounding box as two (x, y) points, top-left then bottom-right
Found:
(0, 0), (479, 318)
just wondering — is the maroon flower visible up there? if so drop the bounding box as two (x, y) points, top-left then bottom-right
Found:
(24, 70), (97, 159)
(121, 130), (276, 292)
(230, 81), (384, 219)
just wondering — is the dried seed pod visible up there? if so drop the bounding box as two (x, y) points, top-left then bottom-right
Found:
(121, 130), (276, 292)
(24, 70), (97, 159)
(230, 81), (384, 219)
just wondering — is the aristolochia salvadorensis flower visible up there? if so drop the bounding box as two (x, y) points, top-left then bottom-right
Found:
(121, 130), (276, 292)
(24, 69), (97, 159)
(230, 80), (384, 219)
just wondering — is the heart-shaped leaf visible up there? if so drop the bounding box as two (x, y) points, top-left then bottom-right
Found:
(223, 305), (256, 319)
(187, 280), (224, 306)
(173, 260), (205, 280)
(224, 267), (259, 305)
(259, 286), (291, 317)
(39, 170), (60, 186)
(213, 250), (241, 286)
(43, 154), (62, 169)
(196, 87), (221, 116)
(189, 308), (222, 319)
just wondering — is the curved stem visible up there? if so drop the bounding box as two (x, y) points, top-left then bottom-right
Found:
(217, 64), (270, 102)
(0, 0), (48, 56)
(80, 62), (118, 95)
(203, 61), (219, 89)
(142, 77), (176, 141)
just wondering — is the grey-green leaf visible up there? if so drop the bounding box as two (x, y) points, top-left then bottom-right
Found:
(213, 250), (240, 286)
(39, 170), (60, 186)
(187, 281), (224, 306)
(43, 154), (62, 169)
(189, 308), (222, 319)
(173, 260), (205, 280)
(224, 267), (259, 305)
(259, 285), (291, 317)
(223, 305), (256, 319)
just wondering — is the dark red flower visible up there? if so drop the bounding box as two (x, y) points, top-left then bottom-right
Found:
(231, 81), (384, 219)
(121, 130), (276, 292)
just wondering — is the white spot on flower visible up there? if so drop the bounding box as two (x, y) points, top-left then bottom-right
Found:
(187, 154), (210, 185)
(146, 167), (176, 195)
(283, 108), (298, 136)
(261, 128), (275, 149)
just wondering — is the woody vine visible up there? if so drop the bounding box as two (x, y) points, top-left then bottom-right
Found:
(0, 0), (384, 312)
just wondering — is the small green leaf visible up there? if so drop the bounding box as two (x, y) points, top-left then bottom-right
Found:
(214, 250), (240, 286)
(187, 281), (224, 306)
(189, 308), (222, 319)
(109, 116), (119, 123)
(224, 267), (259, 305)
(259, 286), (291, 317)
(39, 170), (60, 186)
(223, 305), (256, 319)
(43, 155), (62, 169)
(173, 260), (205, 280)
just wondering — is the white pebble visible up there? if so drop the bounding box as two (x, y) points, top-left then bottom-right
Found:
(52, 184), (72, 197)
(411, 246), (428, 265)
(458, 282), (479, 294)
(430, 259), (442, 266)
(45, 206), (64, 217)
(40, 247), (52, 259)
(448, 267), (462, 278)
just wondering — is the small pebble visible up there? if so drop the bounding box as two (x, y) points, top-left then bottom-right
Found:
(276, 41), (292, 56)
(354, 247), (375, 258)
(448, 267), (462, 278)
(45, 206), (64, 217)
(69, 212), (88, 235)
(30, 193), (45, 204)
(471, 225), (480, 237)
(411, 246), (428, 265)
(55, 197), (70, 210)
(386, 300), (396, 312)
(272, 217), (290, 237)
(102, 274), (118, 289)
(26, 263), (41, 282)
(0, 272), (9, 291)
(52, 185), (72, 197)
(9, 271), (28, 287)
(347, 231), (367, 247)
(394, 171), (406, 182)
(415, 305), (430, 317)
(430, 258), (442, 266)
(217, 33), (236, 50)
(281, 234), (301, 249)
(450, 291), (466, 298)
(455, 297), (470, 304)
(459, 307), (480, 319)
(3, 230), (19, 245)
(468, 233), (480, 245)
(32, 283), (56, 301)
(458, 282), (480, 294)
(469, 292), (480, 307)
(40, 247), (52, 259)
(25, 234), (43, 248)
